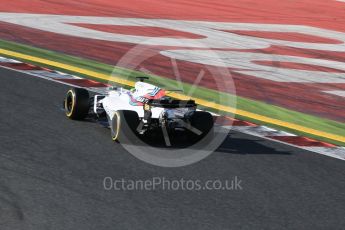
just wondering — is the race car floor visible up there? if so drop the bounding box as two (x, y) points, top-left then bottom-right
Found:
(0, 67), (344, 229)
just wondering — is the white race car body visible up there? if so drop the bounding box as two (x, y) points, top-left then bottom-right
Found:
(100, 88), (164, 119)
(93, 81), (196, 128)
(64, 79), (214, 142)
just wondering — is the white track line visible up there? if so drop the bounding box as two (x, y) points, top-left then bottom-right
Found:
(324, 90), (345, 97)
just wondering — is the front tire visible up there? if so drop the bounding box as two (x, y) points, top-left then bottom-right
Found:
(64, 88), (89, 120)
(111, 110), (140, 142)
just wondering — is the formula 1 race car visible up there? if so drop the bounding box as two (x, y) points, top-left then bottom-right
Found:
(63, 77), (214, 145)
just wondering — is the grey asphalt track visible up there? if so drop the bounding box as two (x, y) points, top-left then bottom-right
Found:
(0, 67), (344, 230)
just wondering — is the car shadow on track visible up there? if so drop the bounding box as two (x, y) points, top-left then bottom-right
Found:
(78, 117), (292, 155)
(216, 132), (291, 155)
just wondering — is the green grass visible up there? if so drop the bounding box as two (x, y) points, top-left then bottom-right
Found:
(1, 39), (345, 146)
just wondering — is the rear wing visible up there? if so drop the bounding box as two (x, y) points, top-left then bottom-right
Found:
(147, 98), (196, 108)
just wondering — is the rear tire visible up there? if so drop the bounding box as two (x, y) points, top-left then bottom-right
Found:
(64, 88), (89, 120)
(188, 111), (214, 141)
(111, 110), (140, 142)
